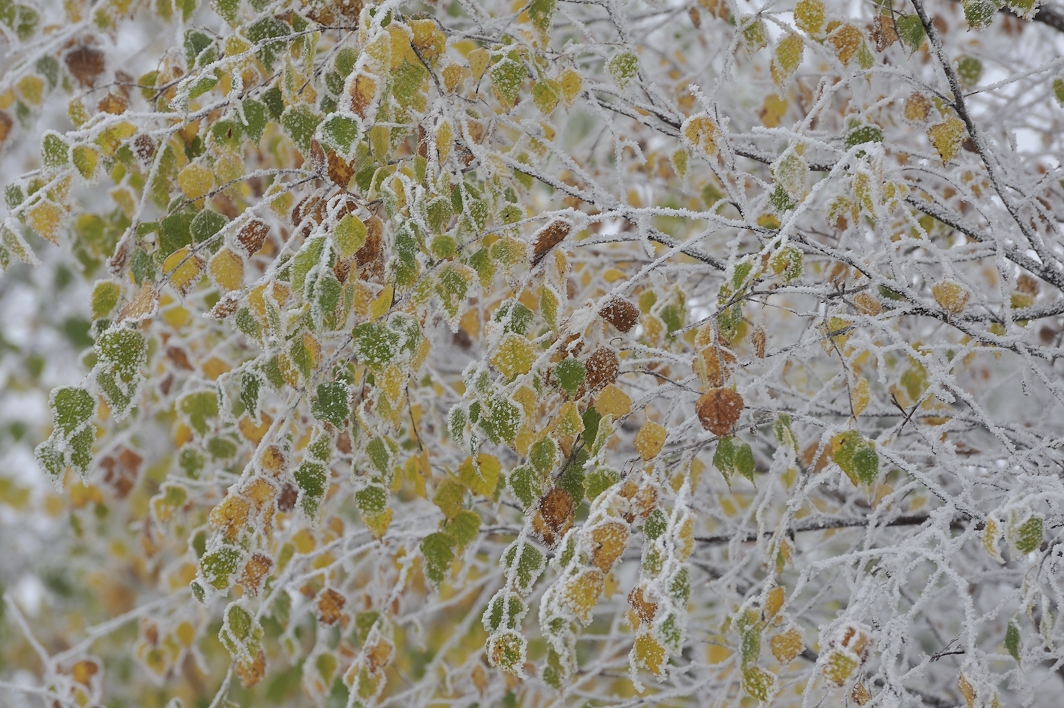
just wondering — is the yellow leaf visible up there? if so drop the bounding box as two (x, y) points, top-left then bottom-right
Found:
(554, 401), (584, 438)
(562, 568), (604, 625)
(932, 280), (969, 314)
(558, 69), (583, 107)
(851, 376), (870, 416)
(765, 586), (785, 619)
(632, 632), (666, 676)
(682, 115), (719, 156)
(27, 200), (64, 244)
(595, 384), (631, 416)
(163, 247), (206, 297)
(794, 0), (825, 35)
(209, 248), (244, 291)
(17, 75), (45, 105)
(178, 163), (214, 200)
(468, 48), (489, 83)
(770, 627), (803, 664)
(634, 421), (667, 461)
(588, 521), (629, 572)
(771, 34), (804, 86)
(457, 454), (501, 498)
(828, 24), (864, 65)
(927, 117), (966, 163)
(491, 333), (536, 378)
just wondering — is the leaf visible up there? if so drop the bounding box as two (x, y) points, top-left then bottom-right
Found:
(489, 57), (525, 109)
(432, 476), (466, 519)
(588, 520), (628, 572)
(771, 33), (804, 86)
(634, 421), (667, 461)
(932, 280), (969, 314)
(486, 630), (526, 673)
(177, 163), (214, 200)
(457, 454), (501, 498)
(827, 24), (864, 65)
(444, 509), (481, 549)
(822, 649), (859, 687)
(72, 145), (99, 181)
(51, 386), (96, 435)
(830, 430), (879, 486)
(294, 461), (327, 519)
(41, 132), (69, 170)
(742, 665), (776, 701)
(770, 627), (804, 664)
(696, 388), (744, 436)
(794, 0), (825, 35)
(554, 357), (586, 397)
(531, 220), (570, 266)
(491, 333), (536, 378)
(420, 531), (455, 586)
(179, 390), (219, 436)
(632, 632), (666, 677)
(1009, 514), (1043, 555)
(528, 0), (556, 36)
(208, 248), (244, 291)
(503, 541), (544, 595)
(608, 51), (639, 89)
(312, 382), (350, 427)
(681, 115), (719, 157)
(927, 117), (967, 163)
(896, 15), (926, 50)
(963, 0), (1003, 30)
(532, 79), (561, 115)
(562, 568), (604, 624)
(91, 280), (122, 320)
(163, 247), (205, 297)
(1005, 619), (1021, 661)
(281, 105), (322, 154)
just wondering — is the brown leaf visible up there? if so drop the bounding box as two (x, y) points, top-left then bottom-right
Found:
(531, 220), (571, 266)
(752, 327), (766, 358)
(870, 15), (897, 51)
(531, 487), (574, 547)
(277, 482), (298, 512)
(209, 293), (240, 319)
(628, 584), (658, 624)
(584, 347), (619, 391)
(327, 149), (354, 188)
(0, 111), (12, 146)
(239, 552), (273, 595)
(236, 218), (270, 257)
(235, 649), (266, 688)
(133, 133), (155, 164)
(356, 216), (385, 281)
(99, 447), (143, 498)
(65, 45), (106, 88)
(696, 387), (745, 436)
(97, 93), (128, 115)
(309, 139), (327, 174)
(317, 588), (347, 625)
(166, 346), (193, 370)
(117, 284), (159, 323)
(599, 296), (639, 332)
(699, 346), (736, 387)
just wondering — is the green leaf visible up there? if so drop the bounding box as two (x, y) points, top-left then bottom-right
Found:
(191, 209), (227, 244)
(179, 390), (219, 436)
(554, 357), (586, 397)
(355, 484), (388, 516)
(51, 386), (95, 435)
(444, 509), (481, 549)
(508, 466), (540, 507)
(528, 0), (556, 35)
(367, 437), (391, 476)
(392, 60), (427, 109)
(241, 99), (269, 143)
(644, 508), (667, 540)
(320, 113), (359, 155)
(479, 396), (521, 446)
(735, 442), (755, 483)
(211, 0), (239, 25)
(312, 382), (350, 427)
(962, 0), (1003, 29)
(91, 280), (121, 320)
(714, 435), (735, 482)
(607, 51), (639, 89)
(281, 105), (322, 154)
(845, 124), (884, 149)
(585, 466), (618, 500)
(529, 437), (557, 475)
(420, 532), (455, 586)
(831, 430), (879, 486)
(895, 15), (926, 49)
(1005, 618), (1021, 661)
(532, 79), (560, 115)
(503, 540), (544, 595)
(159, 212), (194, 257)
(245, 17), (290, 68)
(41, 132), (69, 170)
(200, 546), (242, 589)
(1011, 515), (1043, 555)
(490, 58), (526, 109)
(433, 476), (466, 519)
(294, 460), (327, 519)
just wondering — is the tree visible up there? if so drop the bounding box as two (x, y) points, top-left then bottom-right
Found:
(2, 0), (1064, 704)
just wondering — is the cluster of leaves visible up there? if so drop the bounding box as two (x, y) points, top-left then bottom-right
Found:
(3, 0), (1064, 706)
